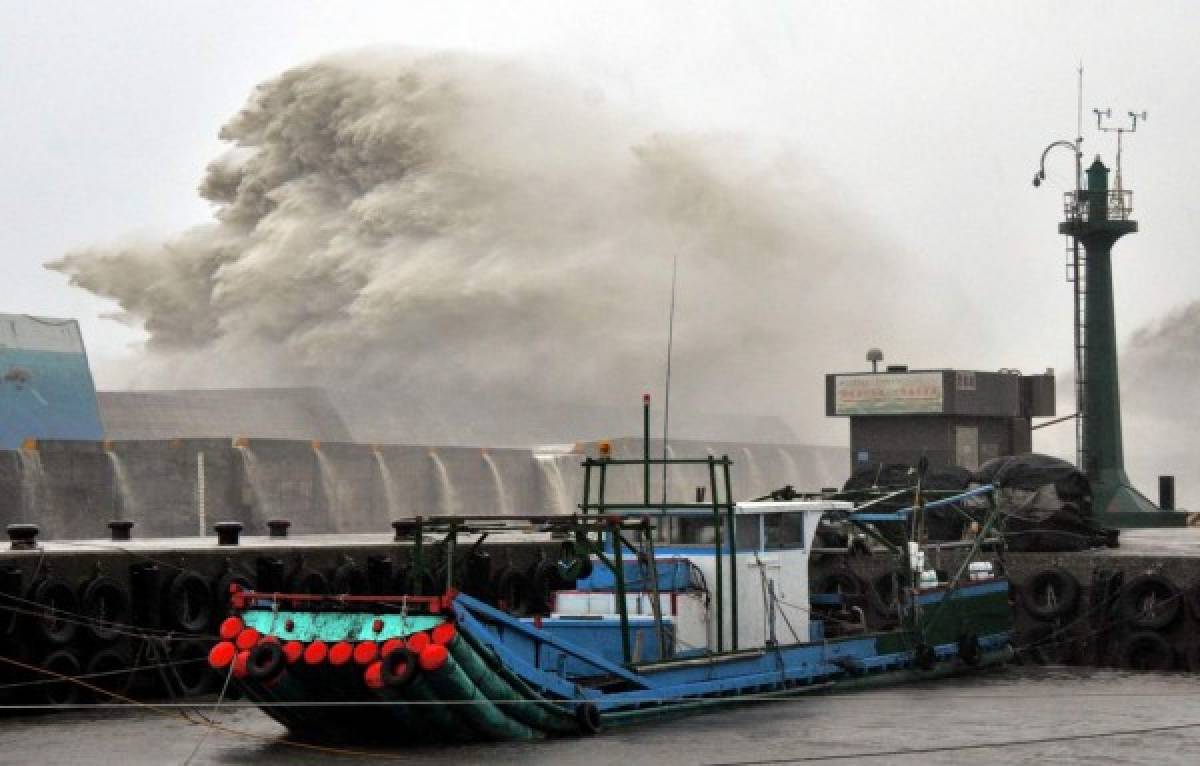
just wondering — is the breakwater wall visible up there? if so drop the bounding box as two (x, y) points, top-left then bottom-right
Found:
(0, 437), (848, 539)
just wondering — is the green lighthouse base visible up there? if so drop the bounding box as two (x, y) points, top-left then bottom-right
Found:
(1092, 469), (1197, 527)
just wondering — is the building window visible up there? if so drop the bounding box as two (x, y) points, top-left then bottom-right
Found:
(956, 371), (976, 391)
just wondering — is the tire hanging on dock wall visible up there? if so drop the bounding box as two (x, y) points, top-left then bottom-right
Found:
(38, 648), (83, 706)
(1119, 574), (1181, 631)
(1020, 567), (1080, 621)
(25, 577), (79, 646)
(85, 645), (134, 701)
(79, 575), (132, 643)
(162, 570), (215, 633)
(1120, 630), (1174, 672)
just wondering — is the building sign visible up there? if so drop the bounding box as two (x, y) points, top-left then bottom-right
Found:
(834, 373), (944, 415)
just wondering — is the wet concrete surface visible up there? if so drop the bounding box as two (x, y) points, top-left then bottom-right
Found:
(2, 667), (1200, 765)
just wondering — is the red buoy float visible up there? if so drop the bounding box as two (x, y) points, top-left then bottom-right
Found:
(431, 623), (457, 646)
(418, 644), (448, 672)
(282, 640), (304, 664)
(329, 641), (354, 666)
(303, 640), (328, 665)
(208, 641), (236, 670)
(235, 627), (260, 651)
(353, 641), (378, 665)
(406, 632), (430, 653)
(363, 660), (384, 689)
(219, 616), (244, 641)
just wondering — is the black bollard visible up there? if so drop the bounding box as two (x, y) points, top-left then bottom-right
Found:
(391, 518), (418, 541)
(214, 521), (243, 546)
(6, 524), (39, 550)
(108, 520), (134, 541)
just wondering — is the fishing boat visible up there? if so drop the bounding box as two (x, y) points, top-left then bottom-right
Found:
(207, 425), (1014, 742)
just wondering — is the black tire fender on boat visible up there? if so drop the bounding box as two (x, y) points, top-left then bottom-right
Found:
(246, 641), (287, 685)
(1020, 567), (1080, 620)
(957, 633), (982, 666)
(38, 648), (84, 706)
(1120, 630), (1174, 672)
(26, 577), (79, 646)
(1119, 574), (1182, 631)
(79, 576), (132, 643)
(575, 701), (602, 735)
(913, 643), (937, 671)
(163, 570), (215, 633)
(380, 646), (419, 689)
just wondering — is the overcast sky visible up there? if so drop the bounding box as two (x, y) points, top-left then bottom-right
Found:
(2, 1), (1198, 481)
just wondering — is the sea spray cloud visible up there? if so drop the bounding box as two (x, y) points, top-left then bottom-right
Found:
(51, 49), (906, 443)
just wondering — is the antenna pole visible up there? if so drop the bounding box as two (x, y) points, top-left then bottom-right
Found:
(1076, 63), (1084, 190)
(661, 253), (678, 509)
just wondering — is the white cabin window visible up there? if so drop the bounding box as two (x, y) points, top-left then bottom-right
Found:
(667, 515), (761, 550)
(763, 512), (806, 550)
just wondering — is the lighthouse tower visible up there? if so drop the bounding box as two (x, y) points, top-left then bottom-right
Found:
(1057, 157), (1158, 516)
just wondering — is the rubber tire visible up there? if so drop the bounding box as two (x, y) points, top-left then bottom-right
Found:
(1120, 574), (1182, 631)
(246, 642), (287, 684)
(379, 647), (418, 689)
(215, 570), (254, 610)
(1018, 623), (1075, 666)
(163, 571), (215, 633)
(85, 646), (133, 701)
(575, 702), (602, 735)
(79, 576), (132, 643)
(496, 568), (531, 615)
(330, 563), (368, 595)
(39, 649), (83, 706)
(957, 633), (981, 666)
(170, 639), (217, 697)
(287, 568), (330, 596)
(26, 577), (79, 646)
(1120, 630), (1174, 672)
(1020, 567), (1080, 621)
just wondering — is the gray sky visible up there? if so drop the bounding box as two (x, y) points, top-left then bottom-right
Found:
(2, 1), (1198, 492)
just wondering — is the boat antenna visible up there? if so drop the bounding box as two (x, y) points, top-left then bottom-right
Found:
(661, 253), (678, 509)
